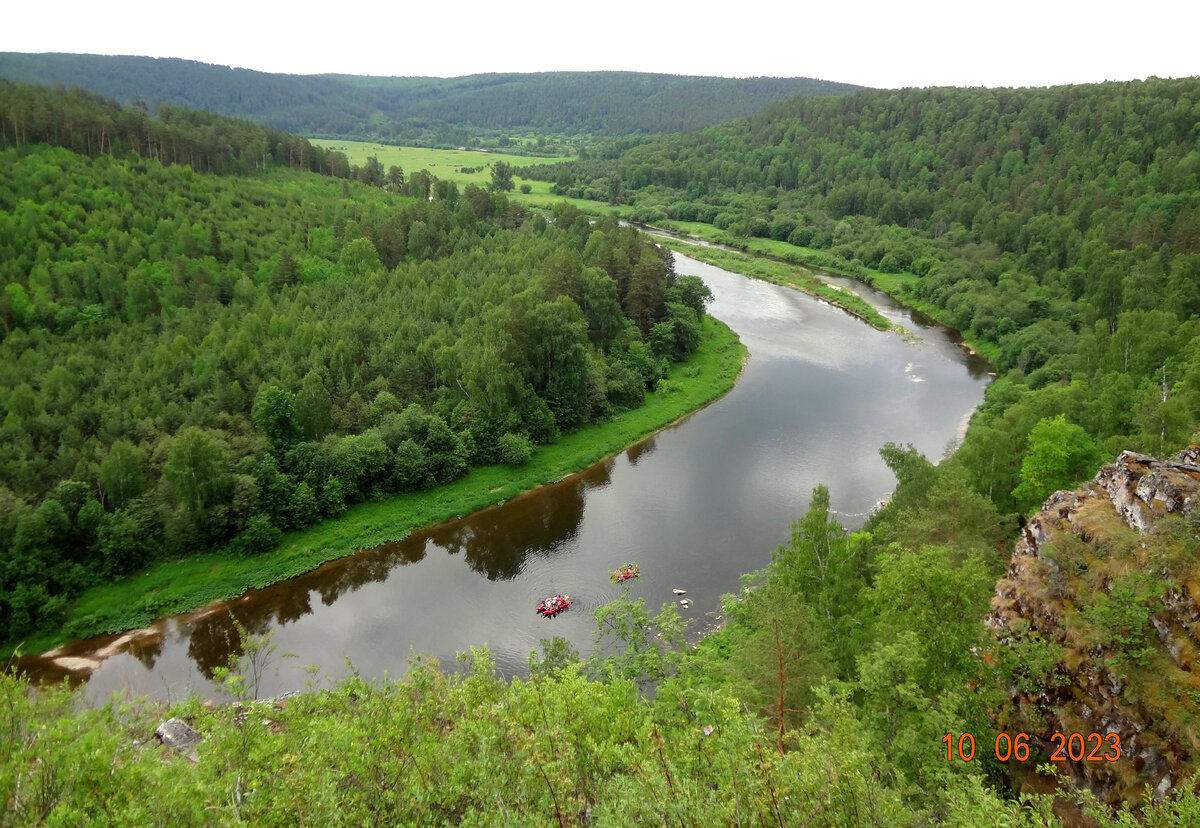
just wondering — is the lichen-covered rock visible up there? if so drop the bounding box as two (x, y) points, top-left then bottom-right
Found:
(1095, 447), (1200, 533)
(988, 447), (1200, 807)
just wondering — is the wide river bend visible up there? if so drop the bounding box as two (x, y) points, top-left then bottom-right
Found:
(23, 253), (991, 703)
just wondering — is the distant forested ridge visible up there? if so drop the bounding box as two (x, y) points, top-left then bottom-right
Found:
(532, 78), (1200, 513)
(0, 85), (714, 645)
(0, 79), (351, 176)
(0, 52), (861, 145)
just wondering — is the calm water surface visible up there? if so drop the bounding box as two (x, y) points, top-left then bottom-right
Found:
(23, 254), (991, 702)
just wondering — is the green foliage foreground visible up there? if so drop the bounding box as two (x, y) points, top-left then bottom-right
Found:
(6, 629), (1196, 826)
(0, 641), (1032, 827)
(9, 450), (1200, 826)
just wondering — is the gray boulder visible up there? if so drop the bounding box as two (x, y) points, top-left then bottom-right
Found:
(154, 717), (203, 756)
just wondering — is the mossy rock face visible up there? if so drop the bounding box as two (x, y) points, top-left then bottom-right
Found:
(1096, 446), (1200, 533)
(989, 446), (1200, 806)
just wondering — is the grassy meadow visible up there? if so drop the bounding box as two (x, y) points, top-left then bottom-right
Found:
(310, 140), (558, 185)
(310, 139), (617, 212)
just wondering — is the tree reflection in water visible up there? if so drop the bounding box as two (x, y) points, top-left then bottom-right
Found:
(186, 607), (274, 680)
(179, 455), (616, 678)
(625, 434), (657, 466)
(434, 479), (585, 580)
(128, 632), (163, 672)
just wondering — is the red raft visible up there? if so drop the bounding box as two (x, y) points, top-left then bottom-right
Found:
(536, 595), (571, 616)
(611, 563), (641, 583)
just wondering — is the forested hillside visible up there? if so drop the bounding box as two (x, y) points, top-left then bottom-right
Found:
(0, 79), (350, 175)
(510, 77), (1200, 815)
(530, 78), (1200, 513)
(0, 53), (861, 146)
(8, 72), (1200, 822)
(0, 85), (715, 648)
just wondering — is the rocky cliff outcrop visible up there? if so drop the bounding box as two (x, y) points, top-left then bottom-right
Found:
(989, 446), (1200, 807)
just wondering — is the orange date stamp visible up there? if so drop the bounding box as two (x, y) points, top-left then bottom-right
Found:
(943, 732), (1121, 762)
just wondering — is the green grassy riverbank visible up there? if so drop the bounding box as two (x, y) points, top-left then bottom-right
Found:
(638, 221), (1006, 368)
(654, 237), (893, 332)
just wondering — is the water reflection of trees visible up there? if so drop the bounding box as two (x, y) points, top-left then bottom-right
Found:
(431, 479), (587, 580)
(313, 533), (429, 606)
(386, 457), (612, 582)
(185, 607), (274, 680)
(128, 633), (164, 672)
(625, 435), (657, 466)
(175, 455), (615, 678)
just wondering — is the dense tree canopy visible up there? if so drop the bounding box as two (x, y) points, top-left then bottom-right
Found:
(0, 87), (709, 645)
(0, 79), (350, 176)
(529, 78), (1200, 513)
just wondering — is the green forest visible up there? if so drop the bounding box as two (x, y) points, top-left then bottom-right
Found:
(0, 53), (860, 148)
(0, 83), (717, 648)
(526, 78), (1200, 511)
(0, 79), (351, 176)
(5, 69), (1200, 824)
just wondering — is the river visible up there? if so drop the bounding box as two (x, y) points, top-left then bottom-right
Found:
(20, 253), (991, 703)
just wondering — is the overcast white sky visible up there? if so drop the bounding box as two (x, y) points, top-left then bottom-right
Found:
(4, 1), (1197, 89)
